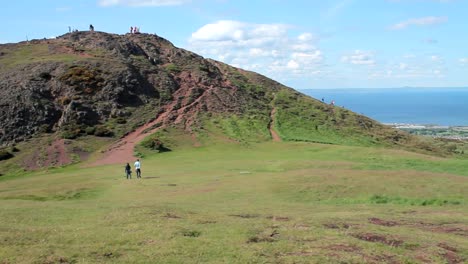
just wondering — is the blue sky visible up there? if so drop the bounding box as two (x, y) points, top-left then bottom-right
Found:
(1, 0), (467, 89)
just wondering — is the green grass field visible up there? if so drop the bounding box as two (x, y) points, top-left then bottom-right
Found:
(0, 141), (467, 263)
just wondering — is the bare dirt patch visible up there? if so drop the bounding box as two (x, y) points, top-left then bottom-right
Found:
(266, 216), (290, 221)
(198, 220), (217, 224)
(368, 218), (468, 237)
(440, 251), (464, 264)
(162, 213), (181, 219)
(24, 138), (72, 169)
(229, 214), (260, 219)
(438, 243), (458, 252)
(409, 221), (468, 237)
(438, 243), (464, 264)
(323, 223), (351, 230)
(71, 146), (90, 162)
(364, 254), (400, 264)
(247, 229), (279, 243)
(293, 223), (311, 230)
(324, 244), (361, 253)
(139, 239), (158, 245)
(368, 217), (399, 227)
(352, 233), (404, 247)
(43, 255), (72, 264)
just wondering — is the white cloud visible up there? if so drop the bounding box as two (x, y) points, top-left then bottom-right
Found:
(298, 33), (314, 42)
(389, 16), (447, 30)
(188, 20), (323, 81)
(460, 58), (468, 65)
(249, 48), (269, 57)
(341, 50), (375, 65)
(98, 0), (190, 7)
(292, 51), (322, 64)
(191, 20), (288, 44)
(287, 60), (300, 70)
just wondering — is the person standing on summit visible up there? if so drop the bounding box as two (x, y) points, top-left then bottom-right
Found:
(89, 24), (94, 31)
(134, 159), (142, 179)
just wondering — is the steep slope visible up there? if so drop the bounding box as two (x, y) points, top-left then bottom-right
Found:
(0, 31), (452, 167)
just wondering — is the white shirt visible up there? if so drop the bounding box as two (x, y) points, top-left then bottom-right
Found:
(134, 161), (141, 169)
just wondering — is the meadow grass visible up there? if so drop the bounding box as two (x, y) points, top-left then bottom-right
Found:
(0, 141), (467, 263)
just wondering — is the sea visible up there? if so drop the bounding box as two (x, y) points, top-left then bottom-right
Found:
(300, 88), (468, 127)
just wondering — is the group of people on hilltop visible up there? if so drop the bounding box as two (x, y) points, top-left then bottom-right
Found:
(125, 159), (142, 179)
(67, 24), (145, 34)
(130, 26), (141, 34)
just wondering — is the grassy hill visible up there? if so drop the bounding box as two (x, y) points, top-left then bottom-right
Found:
(1, 139), (467, 263)
(1, 31), (463, 173)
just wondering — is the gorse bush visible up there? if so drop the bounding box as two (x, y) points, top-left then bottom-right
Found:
(94, 126), (113, 137)
(141, 137), (170, 152)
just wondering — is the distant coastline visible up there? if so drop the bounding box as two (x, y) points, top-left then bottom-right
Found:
(387, 123), (468, 140)
(301, 87), (468, 90)
(301, 88), (468, 127)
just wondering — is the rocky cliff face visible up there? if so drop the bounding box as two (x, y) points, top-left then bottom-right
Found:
(0, 31), (272, 144)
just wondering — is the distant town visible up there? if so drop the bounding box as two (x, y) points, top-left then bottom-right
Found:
(388, 124), (468, 140)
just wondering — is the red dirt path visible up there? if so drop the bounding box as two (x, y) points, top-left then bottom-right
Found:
(91, 111), (169, 166)
(91, 81), (217, 166)
(269, 108), (281, 142)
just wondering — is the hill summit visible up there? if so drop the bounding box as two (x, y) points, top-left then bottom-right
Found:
(0, 31), (448, 167)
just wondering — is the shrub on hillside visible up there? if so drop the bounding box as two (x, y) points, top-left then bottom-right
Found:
(61, 124), (82, 139)
(38, 124), (52, 133)
(141, 137), (170, 152)
(10, 146), (20, 152)
(165, 63), (181, 74)
(115, 117), (127, 124)
(94, 126), (113, 137)
(85, 126), (96, 135)
(0, 150), (14, 161)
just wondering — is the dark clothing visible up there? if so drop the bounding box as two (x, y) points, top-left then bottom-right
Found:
(136, 168), (141, 179)
(125, 164), (132, 179)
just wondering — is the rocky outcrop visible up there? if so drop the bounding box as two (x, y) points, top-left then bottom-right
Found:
(0, 32), (273, 145)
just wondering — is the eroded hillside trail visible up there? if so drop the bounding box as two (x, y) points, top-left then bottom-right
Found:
(269, 107), (281, 142)
(91, 83), (216, 166)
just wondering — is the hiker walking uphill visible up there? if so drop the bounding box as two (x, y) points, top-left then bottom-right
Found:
(134, 159), (142, 179)
(125, 163), (132, 179)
